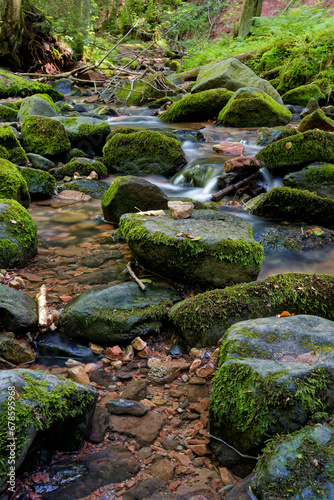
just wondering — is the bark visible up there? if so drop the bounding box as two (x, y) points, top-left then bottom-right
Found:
(0, 0), (23, 57)
(238, 0), (263, 38)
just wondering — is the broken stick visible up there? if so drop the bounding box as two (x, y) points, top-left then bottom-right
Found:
(126, 262), (147, 291)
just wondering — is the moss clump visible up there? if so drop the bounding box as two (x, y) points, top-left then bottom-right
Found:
(282, 83), (326, 107)
(169, 272), (334, 347)
(115, 73), (180, 106)
(297, 109), (334, 133)
(21, 116), (71, 158)
(33, 93), (59, 111)
(217, 88), (292, 127)
(250, 186), (334, 227)
(0, 159), (30, 208)
(159, 88), (234, 123)
(54, 158), (108, 180)
(0, 126), (28, 165)
(0, 199), (38, 268)
(0, 70), (63, 101)
(0, 105), (18, 122)
(102, 130), (186, 177)
(20, 167), (56, 200)
(255, 129), (334, 175)
(0, 370), (95, 478)
(283, 164), (334, 197)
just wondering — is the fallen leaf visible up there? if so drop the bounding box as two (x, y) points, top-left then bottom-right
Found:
(277, 311), (295, 317)
(286, 142), (292, 149)
(313, 227), (324, 236)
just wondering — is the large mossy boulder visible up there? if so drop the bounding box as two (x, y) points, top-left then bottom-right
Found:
(0, 199), (38, 268)
(251, 423), (334, 499)
(21, 116), (71, 159)
(0, 369), (98, 494)
(159, 88), (234, 123)
(0, 125), (28, 165)
(0, 70), (63, 100)
(54, 116), (110, 154)
(168, 273), (334, 347)
(210, 315), (334, 460)
(255, 129), (334, 175)
(249, 187), (334, 227)
(115, 73), (180, 106)
(282, 83), (326, 107)
(102, 176), (169, 224)
(191, 57), (283, 103)
(54, 158), (108, 180)
(19, 167), (56, 200)
(60, 282), (180, 344)
(0, 159), (30, 207)
(102, 130), (186, 177)
(0, 284), (37, 333)
(216, 87), (292, 128)
(297, 109), (334, 133)
(17, 94), (59, 121)
(283, 163), (334, 198)
(0, 104), (18, 122)
(119, 210), (265, 289)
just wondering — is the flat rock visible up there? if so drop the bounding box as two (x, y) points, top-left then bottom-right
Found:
(106, 399), (148, 416)
(109, 409), (167, 445)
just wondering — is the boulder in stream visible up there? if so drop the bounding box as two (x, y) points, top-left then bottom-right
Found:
(54, 157), (108, 180)
(0, 199), (37, 268)
(21, 116), (71, 160)
(282, 83), (326, 107)
(60, 282), (180, 345)
(17, 94), (59, 121)
(159, 88), (234, 123)
(115, 73), (180, 106)
(0, 69), (63, 100)
(283, 163), (334, 198)
(0, 369), (98, 494)
(169, 272), (334, 347)
(54, 116), (111, 154)
(209, 315), (334, 462)
(256, 125), (299, 146)
(297, 109), (334, 133)
(0, 125), (28, 166)
(119, 209), (265, 289)
(0, 159), (30, 207)
(19, 167), (56, 200)
(216, 87), (292, 128)
(102, 129), (186, 177)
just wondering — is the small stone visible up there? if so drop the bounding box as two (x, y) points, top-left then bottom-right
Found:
(105, 345), (123, 360)
(188, 376), (206, 385)
(122, 380), (148, 401)
(58, 189), (92, 201)
(137, 346), (151, 358)
(131, 337), (147, 351)
(161, 438), (179, 451)
(219, 467), (236, 486)
(87, 170), (98, 180)
(65, 358), (83, 368)
(211, 348), (220, 359)
(188, 444), (211, 456)
(213, 141), (244, 155)
(8, 278), (25, 289)
(110, 360), (122, 370)
(116, 368), (133, 381)
(181, 374), (188, 382)
(67, 365), (90, 385)
(84, 362), (99, 375)
(169, 389), (183, 398)
(138, 447), (152, 460)
(190, 359), (202, 373)
(152, 396), (166, 406)
(189, 348), (202, 358)
(106, 399), (148, 416)
(89, 343), (104, 355)
(123, 344), (134, 362)
(196, 362), (215, 378)
(168, 201), (194, 219)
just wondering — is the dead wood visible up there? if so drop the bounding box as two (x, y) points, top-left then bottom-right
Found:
(211, 172), (260, 202)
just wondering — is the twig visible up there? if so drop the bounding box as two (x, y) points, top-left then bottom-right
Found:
(36, 284), (54, 328)
(126, 262), (147, 291)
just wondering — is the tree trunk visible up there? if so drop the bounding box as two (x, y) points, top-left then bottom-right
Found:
(0, 0), (23, 57)
(238, 0), (263, 38)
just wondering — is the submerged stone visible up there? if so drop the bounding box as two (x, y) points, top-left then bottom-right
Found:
(256, 125), (299, 146)
(119, 209), (265, 289)
(54, 157), (108, 180)
(58, 178), (109, 199)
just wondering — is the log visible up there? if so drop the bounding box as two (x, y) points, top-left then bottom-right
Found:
(211, 172), (260, 202)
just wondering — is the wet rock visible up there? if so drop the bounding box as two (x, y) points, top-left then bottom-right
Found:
(109, 410), (167, 445)
(0, 284), (38, 333)
(226, 474), (254, 500)
(297, 109), (334, 133)
(67, 365), (90, 385)
(148, 361), (190, 385)
(21, 116), (71, 160)
(168, 344), (183, 359)
(61, 281), (180, 345)
(36, 330), (99, 362)
(120, 209), (264, 289)
(89, 368), (114, 387)
(300, 97), (320, 118)
(17, 95), (58, 121)
(174, 469), (221, 499)
(106, 399), (149, 416)
(0, 126), (28, 166)
(123, 477), (177, 500)
(58, 178), (110, 199)
(20, 166), (56, 200)
(80, 249), (122, 267)
(147, 457), (176, 484)
(0, 335), (34, 364)
(256, 125), (299, 146)
(54, 115), (110, 155)
(54, 157), (108, 180)
(282, 83), (325, 107)
(121, 379), (148, 401)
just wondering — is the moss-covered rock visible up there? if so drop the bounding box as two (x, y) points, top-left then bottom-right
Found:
(297, 109), (334, 133)
(159, 89), (234, 123)
(282, 83), (326, 107)
(0, 69), (63, 100)
(0, 369), (98, 492)
(209, 315), (334, 459)
(19, 167), (56, 200)
(102, 130), (186, 177)
(255, 129), (334, 175)
(216, 87), (292, 128)
(168, 273), (334, 347)
(101, 176), (168, 224)
(57, 179), (109, 199)
(191, 57), (283, 103)
(60, 282), (180, 344)
(21, 116), (71, 159)
(17, 95), (59, 121)
(54, 116), (110, 154)
(0, 104), (18, 122)
(256, 125), (299, 146)
(54, 158), (108, 180)
(249, 186), (334, 227)
(251, 423), (334, 499)
(0, 284), (37, 333)
(0, 335), (35, 364)
(283, 163), (334, 198)
(0, 159), (30, 207)
(115, 73), (180, 106)
(259, 224), (334, 252)
(0, 199), (38, 268)
(119, 210), (264, 289)
(0, 126), (28, 165)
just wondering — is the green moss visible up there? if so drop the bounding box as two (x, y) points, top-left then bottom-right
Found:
(169, 273), (334, 347)
(0, 70), (63, 101)
(0, 159), (30, 207)
(0, 199), (38, 268)
(282, 83), (326, 106)
(0, 105), (18, 121)
(0, 371), (94, 477)
(33, 93), (59, 111)
(21, 116), (71, 157)
(0, 126), (28, 165)
(159, 88), (234, 123)
(304, 164), (334, 184)
(256, 125), (299, 146)
(20, 167), (56, 200)
(54, 158), (108, 180)
(216, 88), (292, 127)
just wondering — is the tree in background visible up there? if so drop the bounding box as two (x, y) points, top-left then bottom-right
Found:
(0, 0), (24, 59)
(238, 0), (263, 37)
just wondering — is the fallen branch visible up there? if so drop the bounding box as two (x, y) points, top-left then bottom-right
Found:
(211, 173), (260, 202)
(36, 284), (54, 328)
(126, 262), (147, 291)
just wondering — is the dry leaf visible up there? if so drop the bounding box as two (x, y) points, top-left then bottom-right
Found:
(286, 142), (292, 149)
(277, 311), (295, 317)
